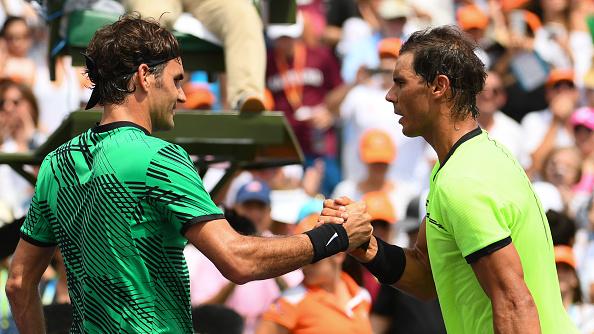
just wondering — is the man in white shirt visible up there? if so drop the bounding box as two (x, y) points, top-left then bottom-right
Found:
(477, 71), (523, 159)
(339, 38), (428, 187)
(521, 69), (579, 177)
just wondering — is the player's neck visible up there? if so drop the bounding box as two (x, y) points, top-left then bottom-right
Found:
(100, 102), (153, 134)
(477, 112), (495, 131)
(427, 117), (479, 164)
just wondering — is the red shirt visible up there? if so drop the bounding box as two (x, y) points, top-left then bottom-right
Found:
(266, 45), (342, 156)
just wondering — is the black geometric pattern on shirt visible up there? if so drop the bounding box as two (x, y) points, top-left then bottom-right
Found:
(158, 144), (196, 173)
(142, 144), (204, 224)
(53, 173), (158, 332)
(20, 195), (51, 238)
(136, 235), (192, 331)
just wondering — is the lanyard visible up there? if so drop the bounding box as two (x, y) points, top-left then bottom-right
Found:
(274, 42), (307, 111)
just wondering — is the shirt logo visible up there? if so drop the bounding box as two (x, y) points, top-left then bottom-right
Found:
(426, 213), (447, 232)
(326, 232), (339, 246)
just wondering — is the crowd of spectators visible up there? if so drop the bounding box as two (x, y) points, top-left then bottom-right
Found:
(1, 0), (594, 333)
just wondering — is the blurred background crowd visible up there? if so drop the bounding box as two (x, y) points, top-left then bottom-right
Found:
(1, 0), (594, 333)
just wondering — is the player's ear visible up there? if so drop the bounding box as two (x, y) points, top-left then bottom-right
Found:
(136, 64), (151, 93)
(432, 74), (450, 99)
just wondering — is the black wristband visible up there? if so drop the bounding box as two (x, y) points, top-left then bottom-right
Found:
(304, 223), (349, 263)
(362, 237), (406, 285)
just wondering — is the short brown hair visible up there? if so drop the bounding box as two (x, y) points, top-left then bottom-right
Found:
(85, 14), (180, 107)
(400, 26), (486, 120)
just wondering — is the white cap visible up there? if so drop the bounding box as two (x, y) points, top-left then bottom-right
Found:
(532, 181), (564, 212)
(378, 0), (412, 20)
(270, 188), (310, 224)
(267, 13), (304, 40)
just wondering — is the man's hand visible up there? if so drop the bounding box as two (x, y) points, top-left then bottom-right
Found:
(319, 197), (373, 251)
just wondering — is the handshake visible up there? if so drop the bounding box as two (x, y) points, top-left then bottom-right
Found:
(314, 196), (378, 262)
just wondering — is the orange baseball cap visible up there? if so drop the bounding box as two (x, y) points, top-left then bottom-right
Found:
(457, 4), (489, 31)
(554, 245), (576, 268)
(546, 69), (575, 88)
(501, 0), (529, 12)
(359, 129), (396, 164)
(378, 38), (402, 59)
(182, 82), (215, 109)
(362, 191), (396, 224)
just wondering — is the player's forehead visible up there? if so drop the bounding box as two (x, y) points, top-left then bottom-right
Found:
(392, 52), (416, 78)
(164, 57), (184, 75)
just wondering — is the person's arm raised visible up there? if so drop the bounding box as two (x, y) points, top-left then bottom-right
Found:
(184, 201), (372, 284)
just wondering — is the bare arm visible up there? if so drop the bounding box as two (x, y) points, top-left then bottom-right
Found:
(6, 239), (56, 334)
(471, 244), (540, 334)
(185, 219), (313, 284)
(185, 211), (371, 284)
(351, 220), (437, 300)
(394, 219), (436, 300)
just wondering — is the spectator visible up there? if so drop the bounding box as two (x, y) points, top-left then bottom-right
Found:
(323, 0), (379, 49)
(569, 107), (594, 197)
(358, 190), (397, 302)
(332, 129), (419, 221)
(540, 146), (585, 214)
(124, 0), (267, 111)
(533, 0), (593, 81)
(555, 245), (594, 332)
(339, 0), (414, 83)
(266, 15), (347, 196)
(490, 2), (549, 122)
(185, 180), (303, 334)
(256, 214), (373, 334)
(477, 71), (524, 159)
(0, 16), (34, 86)
(0, 79), (41, 218)
(456, 3), (491, 68)
(521, 69), (579, 177)
(547, 209), (577, 246)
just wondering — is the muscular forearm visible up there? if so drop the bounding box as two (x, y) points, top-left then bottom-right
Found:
(492, 292), (541, 333)
(6, 285), (46, 334)
(220, 234), (313, 284)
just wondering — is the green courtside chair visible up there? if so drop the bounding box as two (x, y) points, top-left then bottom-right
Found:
(0, 111), (303, 197)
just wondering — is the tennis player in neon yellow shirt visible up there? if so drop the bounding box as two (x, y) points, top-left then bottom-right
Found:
(322, 25), (577, 333)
